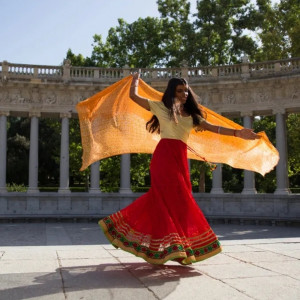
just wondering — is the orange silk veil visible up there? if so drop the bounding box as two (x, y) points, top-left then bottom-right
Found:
(76, 76), (279, 176)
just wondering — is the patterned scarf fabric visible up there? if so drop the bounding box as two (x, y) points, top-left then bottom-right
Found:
(76, 75), (279, 176)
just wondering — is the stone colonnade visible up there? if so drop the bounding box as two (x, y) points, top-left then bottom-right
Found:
(0, 58), (299, 196)
(0, 110), (290, 194)
(205, 111), (289, 195)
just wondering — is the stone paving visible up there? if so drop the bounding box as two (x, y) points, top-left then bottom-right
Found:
(0, 222), (299, 300)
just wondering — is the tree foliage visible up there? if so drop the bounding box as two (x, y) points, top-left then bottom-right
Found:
(287, 113), (300, 192)
(253, 116), (277, 193)
(6, 0), (299, 193)
(66, 0), (299, 68)
(64, 0), (300, 193)
(7, 117), (30, 185)
(252, 0), (300, 61)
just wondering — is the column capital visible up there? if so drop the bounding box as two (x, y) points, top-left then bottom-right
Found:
(0, 110), (10, 117)
(240, 111), (253, 117)
(60, 112), (72, 119)
(29, 111), (41, 118)
(272, 107), (286, 115)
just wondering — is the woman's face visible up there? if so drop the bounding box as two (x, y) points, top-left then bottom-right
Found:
(175, 84), (189, 105)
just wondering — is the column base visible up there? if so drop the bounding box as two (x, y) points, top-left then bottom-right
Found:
(242, 188), (257, 195)
(58, 188), (71, 194)
(0, 187), (7, 193)
(27, 188), (40, 194)
(119, 188), (133, 194)
(274, 188), (290, 195)
(210, 188), (224, 194)
(89, 188), (102, 194)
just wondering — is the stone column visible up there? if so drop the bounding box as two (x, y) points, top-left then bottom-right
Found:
(119, 154), (132, 194)
(89, 161), (101, 193)
(0, 111), (9, 193)
(58, 113), (71, 193)
(241, 112), (257, 194)
(274, 109), (290, 194)
(211, 163), (224, 194)
(27, 112), (40, 193)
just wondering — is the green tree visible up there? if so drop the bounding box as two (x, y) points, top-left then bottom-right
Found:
(38, 118), (60, 189)
(69, 119), (90, 191)
(61, 0), (299, 194)
(254, 115), (277, 193)
(194, 0), (258, 65)
(277, 0), (300, 58)
(253, 0), (300, 61)
(131, 153), (151, 192)
(287, 113), (300, 192)
(65, 0), (299, 67)
(157, 0), (198, 66)
(100, 156), (121, 192)
(7, 117), (30, 185)
(66, 49), (96, 67)
(7, 117), (61, 190)
(90, 17), (165, 68)
(190, 160), (212, 192)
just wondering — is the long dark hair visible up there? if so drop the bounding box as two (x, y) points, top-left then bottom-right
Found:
(146, 77), (206, 133)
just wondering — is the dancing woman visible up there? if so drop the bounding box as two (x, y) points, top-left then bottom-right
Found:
(99, 73), (259, 265)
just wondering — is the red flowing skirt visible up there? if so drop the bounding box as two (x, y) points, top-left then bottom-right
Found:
(99, 139), (222, 265)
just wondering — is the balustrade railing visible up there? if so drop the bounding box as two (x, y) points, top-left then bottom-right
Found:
(250, 57), (300, 77)
(188, 66), (212, 78)
(280, 57), (300, 73)
(1, 57), (299, 83)
(2, 63), (62, 80)
(70, 66), (95, 79)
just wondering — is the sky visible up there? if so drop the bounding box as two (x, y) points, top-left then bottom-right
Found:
(1, 0), (279, 66)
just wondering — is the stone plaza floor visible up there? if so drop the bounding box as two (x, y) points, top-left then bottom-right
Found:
(0, 221), (299, 300)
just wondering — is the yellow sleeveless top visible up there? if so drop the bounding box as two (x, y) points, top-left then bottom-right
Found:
(148, 100), (194, 144)
(149, 100), (206, 144)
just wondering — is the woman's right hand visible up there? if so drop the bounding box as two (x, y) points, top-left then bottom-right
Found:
(132, 72), (140, 82)
(129, 71), (150, 111)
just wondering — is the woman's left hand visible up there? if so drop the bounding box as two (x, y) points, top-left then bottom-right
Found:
(236, 128), (260, 140)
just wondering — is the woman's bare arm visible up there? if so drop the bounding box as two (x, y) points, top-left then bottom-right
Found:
(129, 72), (150, 111)
(199, 119), (260, 140)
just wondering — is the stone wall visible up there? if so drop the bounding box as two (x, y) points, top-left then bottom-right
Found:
(0, 193), (299, 225)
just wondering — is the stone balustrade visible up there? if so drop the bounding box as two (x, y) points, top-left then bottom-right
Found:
(1, 57), (299, 84)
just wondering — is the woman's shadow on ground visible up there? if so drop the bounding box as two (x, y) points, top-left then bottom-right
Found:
(1, 262), (202, 299)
